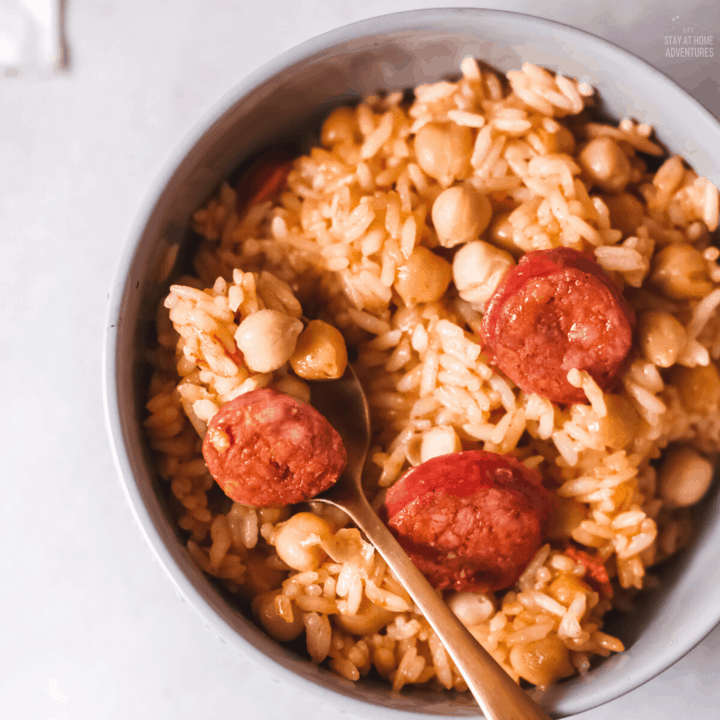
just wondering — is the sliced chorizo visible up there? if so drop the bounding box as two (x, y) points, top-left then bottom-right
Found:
(202, 388), (346, 507)
(235, 148), (294, 214)
(384, 450), (553, 593)
(480, 247), (635, 404)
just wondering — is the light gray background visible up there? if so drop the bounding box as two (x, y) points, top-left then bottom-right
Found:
(1, 1), (718, 718)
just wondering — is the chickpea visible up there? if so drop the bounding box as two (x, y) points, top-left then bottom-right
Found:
(235, 309), (303, 373)
(258, 506), (291, 525)
(414, 122), (473, 186)
(509, 634), (575, 687)
(431, 185), (492, 248)
(290, 320), (348, 380)
(597, 394), (640, 449)
(546, 496), (587, 541)
(420, 425), (462, 463)
(488, 211), (523, 258)
(237, 552), (289, 598)
(305, 501), (351, 530)
(273, 512), (333, 572)
(321, 106), (358, 147)
(554, 125), (576, 154)
(579, 137), (631, 193)
(251, 589), (305, 642)
(669, 363), (720, 414)
(445, 591), (495, 627)
(658, 445), (714, 507)
(467, 621), (491, 647)
(334, 598), (396, 636)
(452, 240), (515, 307)
(600, 193), (644, 237)
(639, 311), (687, 368)
(547, 574), (592, 606)
(650, 244), (714, 300)
(272, 374), (312, 404)
(394, 246), (452, 306)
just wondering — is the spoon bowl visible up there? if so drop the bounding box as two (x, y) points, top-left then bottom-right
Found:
(309, 366), (553, 720)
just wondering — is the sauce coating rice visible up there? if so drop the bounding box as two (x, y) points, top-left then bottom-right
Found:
(145, 58), (720, 692)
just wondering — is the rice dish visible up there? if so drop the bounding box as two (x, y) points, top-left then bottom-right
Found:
(144, 58), (720, 692)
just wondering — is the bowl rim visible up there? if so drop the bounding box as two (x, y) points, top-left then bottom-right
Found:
(103, 7), (720, 719)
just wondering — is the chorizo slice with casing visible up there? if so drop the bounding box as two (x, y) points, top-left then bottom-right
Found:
(384, 450), (553, 593)
(202, 388), (346, 507)
(480, 247), (635, 404)
(235, 148), (294, 213)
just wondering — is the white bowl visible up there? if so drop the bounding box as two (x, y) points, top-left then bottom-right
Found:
(103, 9), (720, 718)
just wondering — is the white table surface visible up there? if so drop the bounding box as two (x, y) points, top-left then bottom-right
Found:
(2, 1), (719, 718)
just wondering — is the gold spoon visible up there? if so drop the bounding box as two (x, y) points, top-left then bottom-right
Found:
(310, 365), (554, 720)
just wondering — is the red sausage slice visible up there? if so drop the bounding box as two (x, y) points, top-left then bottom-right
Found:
(384, 450), (552, 593)
(481, 247), (635, 404)
(236, 148), (294, 214)
(203, 388), (346, 507)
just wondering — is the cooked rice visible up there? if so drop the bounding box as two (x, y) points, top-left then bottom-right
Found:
(144, 59), (720, 692)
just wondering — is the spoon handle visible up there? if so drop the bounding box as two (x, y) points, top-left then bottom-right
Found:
(329, 491), (554, 720)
